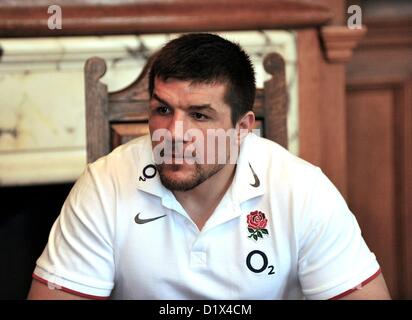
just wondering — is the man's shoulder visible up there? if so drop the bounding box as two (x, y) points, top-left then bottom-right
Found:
(244, 134), (318, 175)
(241, 134), (324, 201)
(92, 135), (151, 166)
(85, 135), (152, 182)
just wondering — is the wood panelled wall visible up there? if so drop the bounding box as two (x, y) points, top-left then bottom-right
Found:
(346, 0), (412, 299)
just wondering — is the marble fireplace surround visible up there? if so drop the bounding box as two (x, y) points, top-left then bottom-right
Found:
(0, 31), (298, 186)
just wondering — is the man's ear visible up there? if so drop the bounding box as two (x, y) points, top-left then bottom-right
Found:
(236, 111), (255, 143)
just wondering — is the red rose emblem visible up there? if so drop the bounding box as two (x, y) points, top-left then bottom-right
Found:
(247, 210), (269, 241)
(247, 210), (268, 229)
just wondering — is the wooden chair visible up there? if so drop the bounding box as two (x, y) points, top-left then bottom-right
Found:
(84, 52), (287, 163)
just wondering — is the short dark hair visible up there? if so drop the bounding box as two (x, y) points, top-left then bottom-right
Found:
(149, 33), (256, 126)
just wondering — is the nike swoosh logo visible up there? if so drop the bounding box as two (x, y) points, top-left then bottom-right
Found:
(248, 162), (260, 188)
(134, 213), (166, 224)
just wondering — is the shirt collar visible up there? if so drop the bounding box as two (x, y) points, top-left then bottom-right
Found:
(200, 133), (268, 231)
(135, 133), (267, 220)
(231, 133), (267, 204)
(135, 134), (165, 198)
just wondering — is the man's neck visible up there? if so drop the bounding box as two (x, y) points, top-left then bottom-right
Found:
(172, 164), (236, 230)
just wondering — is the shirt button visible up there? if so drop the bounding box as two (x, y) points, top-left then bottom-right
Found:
(190, 251), (207, 268)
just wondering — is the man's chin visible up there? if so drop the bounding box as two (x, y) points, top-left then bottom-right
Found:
(159, 174), (199, 192)
(157, 164), (199, 191)
(156, 162), (224, 192)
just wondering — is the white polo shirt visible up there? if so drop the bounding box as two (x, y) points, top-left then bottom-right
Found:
(33, 133), (380, 300)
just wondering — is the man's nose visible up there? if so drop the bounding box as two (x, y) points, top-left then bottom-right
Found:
(168, 113), (190, 143)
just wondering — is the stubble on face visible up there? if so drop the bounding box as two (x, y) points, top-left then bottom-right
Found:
(156, 162), (225, 192)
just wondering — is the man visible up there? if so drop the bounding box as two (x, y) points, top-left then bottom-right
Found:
(28, 33), (390, 300)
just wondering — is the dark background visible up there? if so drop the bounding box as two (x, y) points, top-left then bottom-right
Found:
(0, 183), (73, 299)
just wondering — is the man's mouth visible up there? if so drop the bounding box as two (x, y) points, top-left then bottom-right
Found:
(161, 150), (196, 158)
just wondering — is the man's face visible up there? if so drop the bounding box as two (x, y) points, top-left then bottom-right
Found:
(149, 77), (237, 191)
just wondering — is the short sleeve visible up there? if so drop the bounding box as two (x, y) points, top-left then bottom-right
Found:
(33, 164), (115, 298)
(298, 168), (380, 300)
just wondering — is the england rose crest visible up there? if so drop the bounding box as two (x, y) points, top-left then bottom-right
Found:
(247, 210), (269, 241)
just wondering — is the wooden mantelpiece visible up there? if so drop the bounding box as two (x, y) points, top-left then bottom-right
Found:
(0, 0), (334, 37)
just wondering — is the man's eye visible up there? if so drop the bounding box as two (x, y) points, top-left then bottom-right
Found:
(156, 105), (171, 115)
(191, 112), (208, 121)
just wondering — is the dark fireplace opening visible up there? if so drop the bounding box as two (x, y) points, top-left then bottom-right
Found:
(0, 183), (73, 300)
